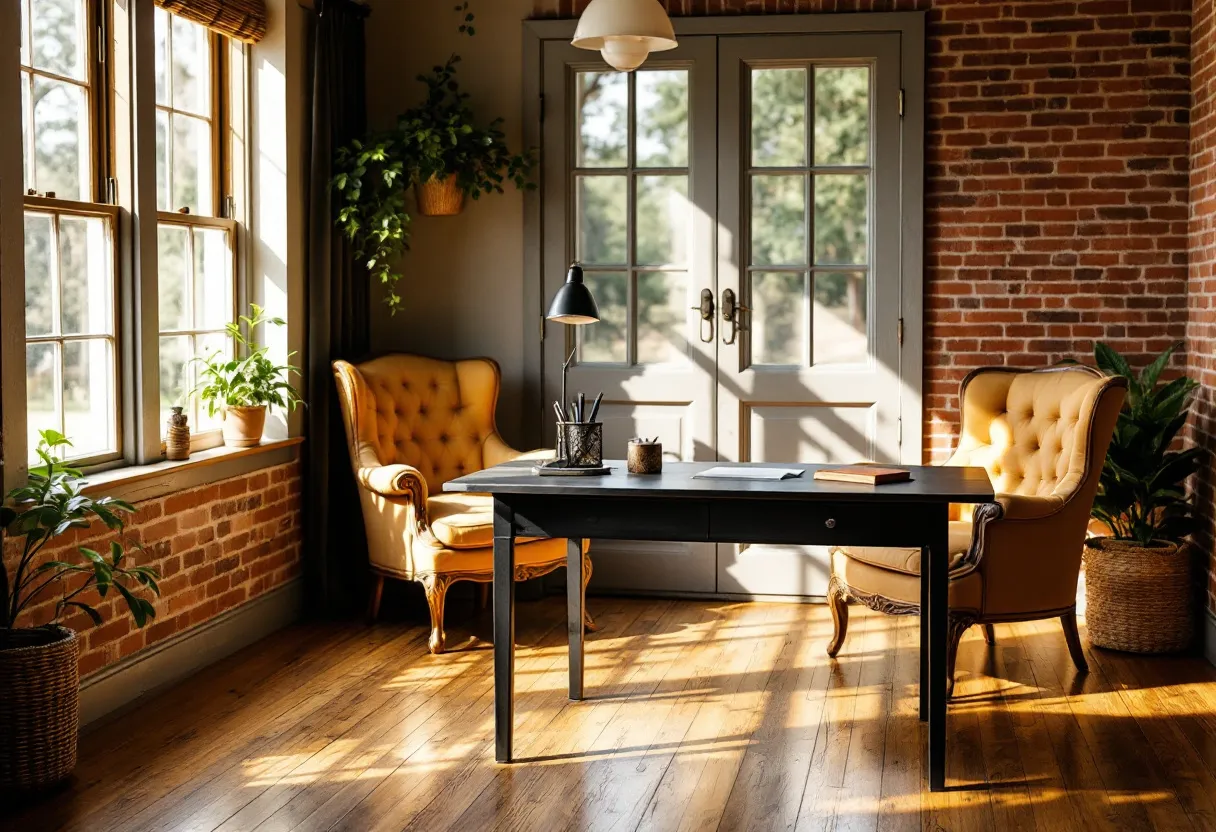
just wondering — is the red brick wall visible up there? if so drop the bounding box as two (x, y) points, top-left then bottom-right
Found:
(1191, 0), (1216, 621)
(537, 0), (1192, 461)
(3, 460), (303, 677)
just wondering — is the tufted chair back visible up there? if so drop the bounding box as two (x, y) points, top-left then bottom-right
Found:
(947, 366), (1112, 500)
(334, 354), (504, 492)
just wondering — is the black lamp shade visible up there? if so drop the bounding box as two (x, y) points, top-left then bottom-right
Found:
(547, 263), (600, 325)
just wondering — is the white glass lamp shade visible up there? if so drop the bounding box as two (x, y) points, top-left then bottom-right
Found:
(572, 0), (677, 72)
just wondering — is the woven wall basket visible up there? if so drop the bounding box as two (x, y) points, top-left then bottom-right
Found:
(1084, 537), (1193, 654)
(0, 626), (79, 793)
(415, 174), (465, 216)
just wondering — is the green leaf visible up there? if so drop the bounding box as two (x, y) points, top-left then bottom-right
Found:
(65, 602), (103, 627)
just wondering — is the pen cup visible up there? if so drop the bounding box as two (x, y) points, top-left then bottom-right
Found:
(561, 422), (603, 468)
(627, 439), (662, 474)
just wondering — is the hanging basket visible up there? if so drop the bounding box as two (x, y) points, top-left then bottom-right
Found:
(0, 626), (80, 794)
(415, 174), (465, 216)
(1083, 537), (1193, 654)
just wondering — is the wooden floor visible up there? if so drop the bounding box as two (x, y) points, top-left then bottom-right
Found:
(6, 596), (1216, 832)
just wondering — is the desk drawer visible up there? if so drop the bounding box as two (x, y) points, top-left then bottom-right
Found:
(708, 499), (937, 548)
(509, 495), (710, 543)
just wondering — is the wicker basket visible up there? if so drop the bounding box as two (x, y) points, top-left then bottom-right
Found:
(415, 174), (465, 216)
(1084, 537), (1193, 654)
(0, 626), (79, 793)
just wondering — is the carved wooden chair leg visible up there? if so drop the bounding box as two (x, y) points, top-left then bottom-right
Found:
(946, 614), (977, 700)
(477, 582), (490, 612)
(982, 623), (996, 646)
(582, 551), (599, 632)
(1060, 609), (1088, 673)
(421, 575), (451, 654)
(826, 576), (850, 658)
(367, 574), (385, 624)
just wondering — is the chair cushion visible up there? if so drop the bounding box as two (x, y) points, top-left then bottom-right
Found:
(831, 549), (983, 613)
(427, 493), (496, 549)
(835, 520), (974, 577)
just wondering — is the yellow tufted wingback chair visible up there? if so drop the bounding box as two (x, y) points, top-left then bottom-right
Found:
(333, 354), (594, 653)
(827, 365), (1127, 697)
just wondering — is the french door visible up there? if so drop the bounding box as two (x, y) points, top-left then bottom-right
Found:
(540, 28), (918, 599)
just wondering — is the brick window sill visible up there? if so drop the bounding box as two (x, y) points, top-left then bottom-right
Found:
(81, 437), (304, 504)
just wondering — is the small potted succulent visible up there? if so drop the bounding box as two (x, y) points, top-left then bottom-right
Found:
(1085, 342), (1204, 653)
(192, 304), (303, 448)
(1, 431), (160, 793)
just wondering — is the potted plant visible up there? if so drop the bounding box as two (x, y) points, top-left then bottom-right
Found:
(1085, 342), (1204, 653)
(193, 304), (303, 448)
(1, 431), (160, 793)
(331, 3), (536, 314)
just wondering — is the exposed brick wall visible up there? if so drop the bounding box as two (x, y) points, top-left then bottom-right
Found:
(1191, 0), (1216, 621)
(537, 0), (1192, 461)
(3, 460), (303, 677)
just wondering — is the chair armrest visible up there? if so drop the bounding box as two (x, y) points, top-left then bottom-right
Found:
(356, 464), (429, 503)
(995, 492), (1065, 521)
(483, 433), (555, 468)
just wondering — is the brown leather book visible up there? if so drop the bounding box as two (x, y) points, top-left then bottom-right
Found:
(813, 465), (912, 485)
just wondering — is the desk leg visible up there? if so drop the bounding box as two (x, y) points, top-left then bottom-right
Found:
(567, 538), (584, 701)
(927, 511), (950, 792)
(493, 500), (516, 763)
(919, 554), (929, 723)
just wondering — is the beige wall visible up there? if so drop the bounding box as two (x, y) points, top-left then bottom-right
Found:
(364, 0), (535, 444)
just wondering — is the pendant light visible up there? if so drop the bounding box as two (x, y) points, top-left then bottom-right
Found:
(571, 0), (677, 73)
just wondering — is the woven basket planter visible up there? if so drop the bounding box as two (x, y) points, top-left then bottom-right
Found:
(0, 626), (79, 793)
(1084, 537), (1193, 654)
(415, 174), (465, 216)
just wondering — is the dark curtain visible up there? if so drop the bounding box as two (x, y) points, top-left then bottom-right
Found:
(303, 0), (371, 615)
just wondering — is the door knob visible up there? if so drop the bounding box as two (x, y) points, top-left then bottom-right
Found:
(692, 288), (714, 343)
(721, 288), (750, 345)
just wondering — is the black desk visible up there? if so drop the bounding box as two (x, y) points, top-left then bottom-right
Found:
(444, 460), (994, 791)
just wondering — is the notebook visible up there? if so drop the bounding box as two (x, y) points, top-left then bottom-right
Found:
(692, 467), (804, 481)
(813, 465), (912, 485)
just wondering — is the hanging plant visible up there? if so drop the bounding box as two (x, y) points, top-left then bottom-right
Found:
(332, 3), (536, 314)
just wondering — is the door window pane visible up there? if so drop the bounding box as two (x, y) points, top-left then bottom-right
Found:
(814, 174), (868, 265)
(24, 213), (54, 337)
(638, 272), (687, 364)
(62, 339), (115, 458)
(577, 176), (627, 264)
(751, 271), (806, 366)
(813, 272), (867, 365)
(751, 175), (806, 266)
(637, 70), (688, 168)
(578, 271), (627, 364)
(31, 76), (89, 200)
(577, 71), (627, 168)
(815, 67), (869, 166)
(751, 68), (806, 167)
(636, 175), (689, 266)
(59, 215), (111, 336)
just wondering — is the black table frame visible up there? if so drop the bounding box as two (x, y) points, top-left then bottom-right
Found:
(486, 489), (960, 791)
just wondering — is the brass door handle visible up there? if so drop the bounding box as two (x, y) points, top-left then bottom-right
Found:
(721, 288), (750, 345)
(692, 288), (714, 343)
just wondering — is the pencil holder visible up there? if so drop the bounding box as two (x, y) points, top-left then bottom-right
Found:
(627, 439), (662, 474)
(561, 422), (603, 468)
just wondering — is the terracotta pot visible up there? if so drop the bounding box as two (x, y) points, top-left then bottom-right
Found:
(415, 173), (465, 216)
(0, 626), (79, 794)
(1083, 537), (1193, 653)
(222, 405), (266, 448)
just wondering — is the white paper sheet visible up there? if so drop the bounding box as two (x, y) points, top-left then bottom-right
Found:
(692, 466), (804, 481)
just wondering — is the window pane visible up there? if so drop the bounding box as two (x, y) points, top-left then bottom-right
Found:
(24, 213), (54, 337)
(62, 339), (115, 458)
(637, 271), (686, 364)
(170, 114), (212, 215)
(813, 272), (868, 365)
(20, 0), (30, 66)
(159, 334), (190, 430)
(636, 175), (689, 267)
(577, 176), (627, 265)
(158, 224), (190, 331)
(20, 74), (32, 191)
(577, 271), (627, 364)
(171, 14), (210, 116)
(27, 342), (59, 462)
(194, 332), (229, 432)
(154, 7), (170, 105)
(577, 71), (627, 168)
(636, 70), (688, 168)
(59, 215), (112, 336)
(193, 227), (232, 329)
(29, 0), (84, 80)
(751, 271), (806, 367)
(751, 175), (806, 266)
(814, 174), (868, 265)
(32, 76), (89, 200)
(155, 109), (171, 211)
(814, 67), (869, 167)
(751, 68), (806, 167)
